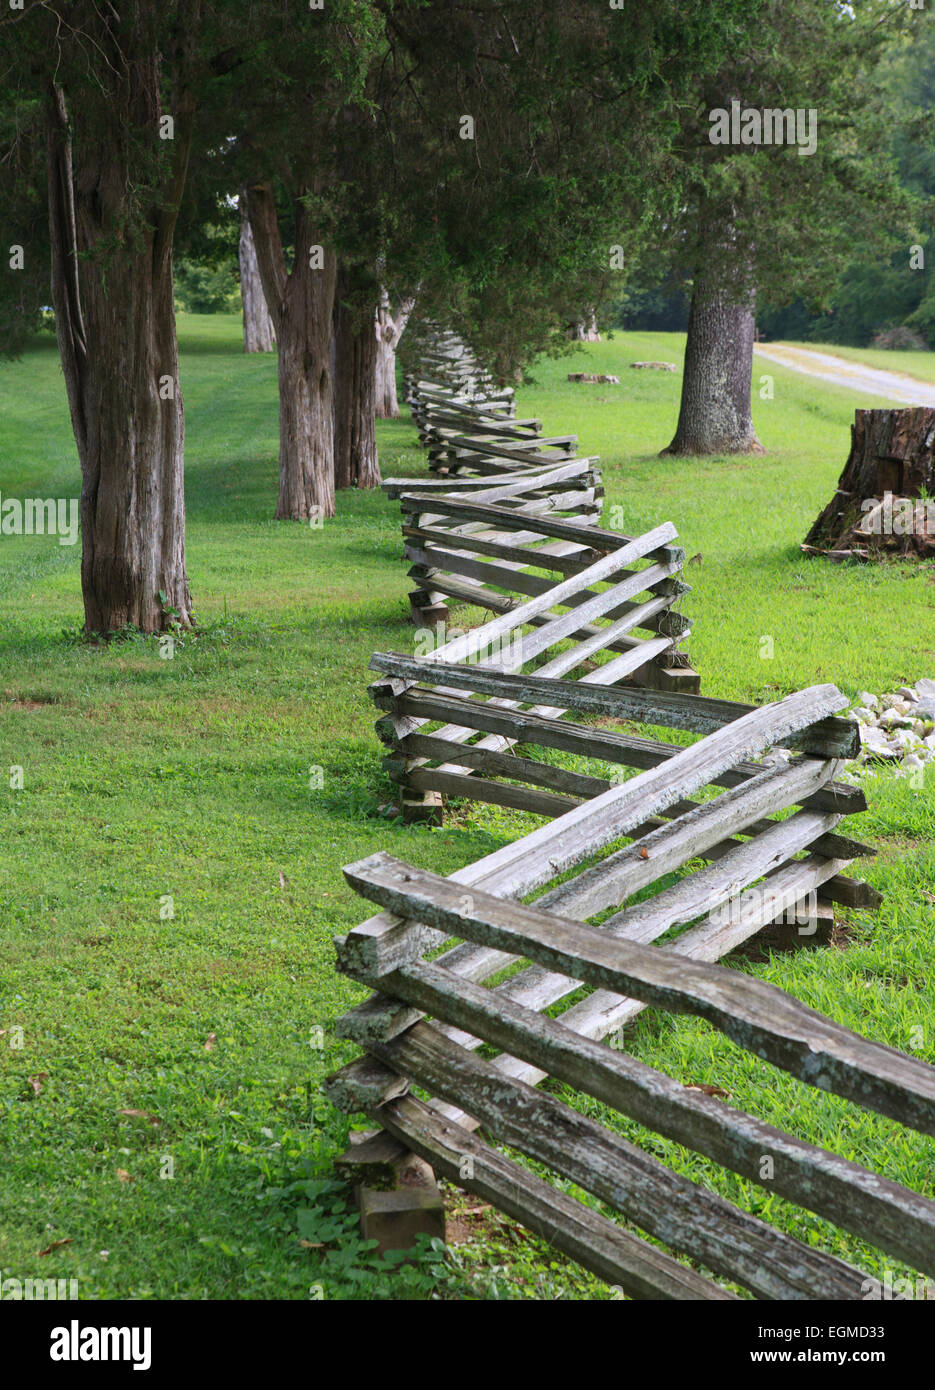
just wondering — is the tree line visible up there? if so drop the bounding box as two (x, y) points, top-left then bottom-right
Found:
(0, 0), (927, 635)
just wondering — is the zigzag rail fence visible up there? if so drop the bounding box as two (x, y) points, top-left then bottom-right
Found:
(322, 332), (935, 1301)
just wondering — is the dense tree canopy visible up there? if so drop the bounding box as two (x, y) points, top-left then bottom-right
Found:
(1, 0), (931, 625)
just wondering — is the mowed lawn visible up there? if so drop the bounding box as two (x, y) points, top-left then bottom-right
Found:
(1, 316), (933, 1299)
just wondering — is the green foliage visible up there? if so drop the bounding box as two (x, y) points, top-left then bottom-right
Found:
(743, 7), (935, 346)
(610, 284), (690, 334)
(174, 257), (240, 315)
(0, 92), (49, 356)
(760, 251), (932, 348)
(677, 2), (917, 301)
(385, 0), (761, 379)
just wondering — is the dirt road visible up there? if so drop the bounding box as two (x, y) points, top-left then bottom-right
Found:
(753, 343), (934, 406)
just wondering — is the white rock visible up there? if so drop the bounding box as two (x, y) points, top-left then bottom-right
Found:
(859, 726), (900, 758)
(846, 679), (935, 775)
(877, 707), (913, 729)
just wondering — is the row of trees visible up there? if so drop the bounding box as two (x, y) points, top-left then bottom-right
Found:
(1, 0), (927, 634)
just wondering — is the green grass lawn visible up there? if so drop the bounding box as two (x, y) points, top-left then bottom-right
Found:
(1, 317), (933, 1300)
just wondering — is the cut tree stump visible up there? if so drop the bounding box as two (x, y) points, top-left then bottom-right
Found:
(804, 407), (935, 559)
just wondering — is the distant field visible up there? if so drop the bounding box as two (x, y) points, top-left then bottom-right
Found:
(1, 316), (932, 1299)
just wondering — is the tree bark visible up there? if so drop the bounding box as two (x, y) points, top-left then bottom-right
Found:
(246, 183), (336, 520)
(804, 407), (935, 558)
(374, 287), (415, 418)
(567, 313), (601, 342)
(334, 266), (381, 490)
(46, 80), (193, 636)
(238, 196), (275, 353)
(662, 275), (764, 457)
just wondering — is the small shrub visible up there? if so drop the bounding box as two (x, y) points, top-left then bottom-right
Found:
(870, 325), (928, 351)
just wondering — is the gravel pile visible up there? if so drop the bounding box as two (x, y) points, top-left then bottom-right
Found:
(845, 678), (935, 780)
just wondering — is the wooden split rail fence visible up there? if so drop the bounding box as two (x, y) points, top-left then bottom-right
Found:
(381, 336), (699, 824)
(322, 338), (934, 1299)
(325, 678), (935, 1299)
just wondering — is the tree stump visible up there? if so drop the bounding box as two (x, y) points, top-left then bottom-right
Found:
(803, 407), (935, 560)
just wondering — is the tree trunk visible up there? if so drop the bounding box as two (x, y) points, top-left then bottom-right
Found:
(334, 266), (381, 490)
(239, 196), (275, 353)
(46, 81), (192, 635)
(567, 313), (601, 342)
(374, 287), (415, 418)
(662, 275), (764, 457)
(803, 407), (935, 559)
(246, 183), (336, 520)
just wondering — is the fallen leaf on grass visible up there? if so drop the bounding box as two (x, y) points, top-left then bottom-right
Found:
(116, 1169), (134, 1183)
(28, 1073), (48, 1096)
(38, 1238), (72, 1257)
(203, 1033), (216, 1052)
(684, 1083), (731, 1099)
(118, 1109), (160, 1125)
